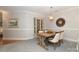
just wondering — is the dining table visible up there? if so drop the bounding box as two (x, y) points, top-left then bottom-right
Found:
(38, 31), (55, 49)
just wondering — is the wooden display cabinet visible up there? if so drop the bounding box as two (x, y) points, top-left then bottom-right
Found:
(0, 12), (3, 44)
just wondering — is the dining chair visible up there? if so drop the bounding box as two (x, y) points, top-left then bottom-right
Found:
(48, 33), (60, 50)
(59, 31), (64, 44)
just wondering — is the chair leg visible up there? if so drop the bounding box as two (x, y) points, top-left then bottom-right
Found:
(60, 39), (63, 44)
(53, 42), (60, 50)
(53, 43), (57, 50)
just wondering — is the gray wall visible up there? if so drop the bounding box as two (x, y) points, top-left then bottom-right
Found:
(44, 7), (79, 41)
(2, 9), (44, 40)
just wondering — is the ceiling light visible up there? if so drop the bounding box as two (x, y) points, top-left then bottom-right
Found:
(48, 6), (54, 21)
(48, 16), (53, 20)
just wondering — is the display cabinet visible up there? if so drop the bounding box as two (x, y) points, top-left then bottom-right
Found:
(0, 12), (3, 42)
(34, 17), (43, 38)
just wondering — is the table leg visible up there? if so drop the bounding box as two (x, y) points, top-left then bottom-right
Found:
(38, 36), (48, 50)
(41, 37), (48, 50)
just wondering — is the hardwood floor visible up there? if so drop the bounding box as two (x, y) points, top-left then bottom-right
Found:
(0, 39), (21, 45)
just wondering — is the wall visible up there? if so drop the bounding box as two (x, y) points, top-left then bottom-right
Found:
(45, 7), (79, 41)
(3, 7), (79, 41)
(2, 9), (45, 40)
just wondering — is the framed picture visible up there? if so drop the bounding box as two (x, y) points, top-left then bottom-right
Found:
(9, 18), (18, 28)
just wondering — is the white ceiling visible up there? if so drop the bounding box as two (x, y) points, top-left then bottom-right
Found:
(0, 6), (78, 15)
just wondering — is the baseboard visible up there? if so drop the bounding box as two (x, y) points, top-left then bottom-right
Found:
(3, 37), (34, 40)
(64, 37), (78, 42)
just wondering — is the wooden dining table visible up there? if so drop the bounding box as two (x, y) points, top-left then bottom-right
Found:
(38, 31), (55, 49)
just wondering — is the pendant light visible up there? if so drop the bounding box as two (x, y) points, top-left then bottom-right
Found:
(48, 6), (54, 21)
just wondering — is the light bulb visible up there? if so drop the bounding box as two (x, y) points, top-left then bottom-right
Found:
(49, 16), (54, 20)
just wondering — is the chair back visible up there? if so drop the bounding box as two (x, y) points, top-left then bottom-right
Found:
(53, 33), (60, 40)
(49, 33), (60, 43)
(59, 31), (64, 40)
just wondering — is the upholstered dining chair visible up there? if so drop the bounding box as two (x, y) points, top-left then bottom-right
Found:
(59, 31), (64, 44)
(48, 33), (60, 50)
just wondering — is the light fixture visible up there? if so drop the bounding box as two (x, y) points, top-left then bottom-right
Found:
(48, 6), (54, 21)
(49, 16), (54, 20)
